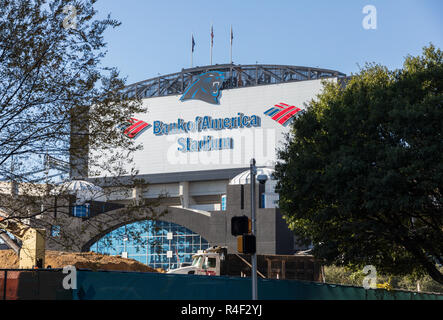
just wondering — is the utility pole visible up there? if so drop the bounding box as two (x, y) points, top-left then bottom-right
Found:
(250, 158), (257, 300)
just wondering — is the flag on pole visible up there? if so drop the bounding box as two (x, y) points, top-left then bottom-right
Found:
(191, 34), (195, 67)
(210, 25), (214, 65)
(230, 25), (233, 64)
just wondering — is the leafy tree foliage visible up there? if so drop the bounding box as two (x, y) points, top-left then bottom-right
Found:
(0, 0), (163, 252)
(275, 45), (443, 284)
(324, 265), (443, 293)
(0, 0), (144, 180)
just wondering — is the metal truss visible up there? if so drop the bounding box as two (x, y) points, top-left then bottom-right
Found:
(122, 64), (346, 99)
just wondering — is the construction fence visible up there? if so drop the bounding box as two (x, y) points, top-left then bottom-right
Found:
(1, 269), (442, 300)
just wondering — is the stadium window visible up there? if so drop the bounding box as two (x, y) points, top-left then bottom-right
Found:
(72, 203), (90, 218)
(259, 183), (265, 208)
(51, 225), (60, 237)
(221, 195), (227, 211)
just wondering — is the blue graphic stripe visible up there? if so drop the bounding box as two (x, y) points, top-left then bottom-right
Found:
(192, 88), (199, 99)
(180, 79), (200, 100)
(264, 107), (275, 115)
(264, 107), (281, 116)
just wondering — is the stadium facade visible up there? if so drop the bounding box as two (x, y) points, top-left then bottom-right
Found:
(83, 64), (346, 270)
(0, 64), (345, 271)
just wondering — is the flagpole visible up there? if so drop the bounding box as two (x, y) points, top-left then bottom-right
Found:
(230, 25), (233, 65)
(210, 24), (213, 65)
(191, 33), (193, 68)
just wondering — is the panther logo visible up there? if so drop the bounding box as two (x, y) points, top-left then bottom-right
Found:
(180, 71), (225, 105)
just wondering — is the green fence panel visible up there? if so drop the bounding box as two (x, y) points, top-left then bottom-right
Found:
(73, 270), (443, 300)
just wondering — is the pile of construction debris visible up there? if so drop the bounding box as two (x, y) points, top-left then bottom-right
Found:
(0, 250), (157, 272)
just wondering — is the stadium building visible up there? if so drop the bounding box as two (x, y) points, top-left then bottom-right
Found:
(81, 64), (346, 270)
(1, 64), (345, 271)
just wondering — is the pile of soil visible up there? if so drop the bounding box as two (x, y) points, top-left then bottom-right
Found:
(0, 250), (157, 273)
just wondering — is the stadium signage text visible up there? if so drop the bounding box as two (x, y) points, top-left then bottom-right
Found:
(177, 136), (234, 152)
(153, 113), (261, 136)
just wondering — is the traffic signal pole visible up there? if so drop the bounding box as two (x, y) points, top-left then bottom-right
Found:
(250, 158), (258, 300)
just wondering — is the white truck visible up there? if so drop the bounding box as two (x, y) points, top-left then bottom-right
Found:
(167, 246), (224, 276)
(167, 246), (322, 281)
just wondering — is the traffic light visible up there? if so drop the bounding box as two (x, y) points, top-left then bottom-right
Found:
(237, 234), (256, 254)
(232, 215), (255, 254)
(231, 215), (251, 236)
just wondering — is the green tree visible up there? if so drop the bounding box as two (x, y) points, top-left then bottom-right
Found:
(323, 265), (443, 293)
(274, 45), (443, 284)
(0, 0), (165, 253)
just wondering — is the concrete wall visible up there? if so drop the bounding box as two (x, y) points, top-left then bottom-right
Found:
(0, 179), (297, 256)
(34, 183), (296, 255)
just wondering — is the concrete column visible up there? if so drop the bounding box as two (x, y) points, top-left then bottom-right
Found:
(69, 106), (89, 180)
(132, 186), (141, 205)
(179, 181), (189, 208)
(10, 180), (18, 197)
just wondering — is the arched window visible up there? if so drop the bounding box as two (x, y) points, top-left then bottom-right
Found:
(92, 220), (210, 271)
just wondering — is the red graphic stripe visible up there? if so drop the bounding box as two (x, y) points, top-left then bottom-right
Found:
(279, 102), (289, 106)
(129, 122), (149, 138)
(124, 120), (142, 135)
(278, 107), (301, 124)
(127, 124), (148, 138)
(272, 105), (297, 121)
(125, 120), (149, 138)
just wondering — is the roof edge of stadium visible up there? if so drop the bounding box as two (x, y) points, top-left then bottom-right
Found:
(122, 63), (346, 99)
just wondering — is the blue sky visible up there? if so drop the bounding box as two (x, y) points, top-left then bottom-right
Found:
(94, 0), (442, 84)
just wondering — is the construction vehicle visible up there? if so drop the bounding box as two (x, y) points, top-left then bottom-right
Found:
(167, 246), (322, 281)
(0, 211), (46, 269)
(167, 247), (224, 276)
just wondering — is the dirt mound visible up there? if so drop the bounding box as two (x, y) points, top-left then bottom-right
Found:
(0, 250), (18, 268)
(0, 250), (157, 273)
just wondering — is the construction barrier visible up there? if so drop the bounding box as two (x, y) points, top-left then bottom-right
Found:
(0, 269), (72, 300)
(1, 269), (442, 300)
(73, 270), (443, 300)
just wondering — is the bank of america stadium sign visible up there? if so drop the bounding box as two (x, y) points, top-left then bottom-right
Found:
(119, 105), (300, 152)
(118, 72), (302, 152)
(155, 113), (261, 152)
(152, 113), (261, 136)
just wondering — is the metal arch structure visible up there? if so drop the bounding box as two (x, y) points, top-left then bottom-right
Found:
(121, 64), (346, 100)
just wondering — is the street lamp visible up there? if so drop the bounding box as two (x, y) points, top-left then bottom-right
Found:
(250, 158), (258, 300)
